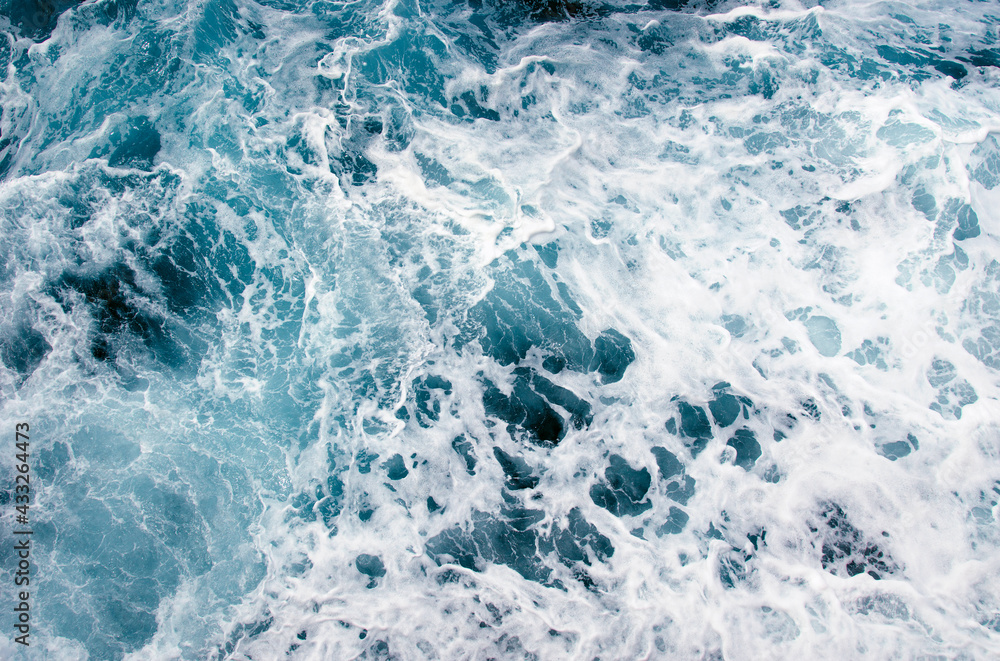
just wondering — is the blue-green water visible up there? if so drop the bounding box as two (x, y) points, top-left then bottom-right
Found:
(1, 0), (999, 658)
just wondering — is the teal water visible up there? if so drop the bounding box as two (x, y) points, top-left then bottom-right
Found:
(1, 0), (1000, 658)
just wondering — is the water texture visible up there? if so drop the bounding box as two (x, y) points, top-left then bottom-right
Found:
(1, 0), (999, 658)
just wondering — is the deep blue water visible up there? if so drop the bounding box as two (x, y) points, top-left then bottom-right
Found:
(1, 0), (1000, 658)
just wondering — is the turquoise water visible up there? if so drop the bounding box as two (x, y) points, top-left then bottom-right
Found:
(1, 0), (999, 658)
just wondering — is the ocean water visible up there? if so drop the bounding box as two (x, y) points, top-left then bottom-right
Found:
(0, 0), (999, 658)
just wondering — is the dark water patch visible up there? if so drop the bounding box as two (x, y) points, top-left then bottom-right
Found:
(651, 446), (683, 479)
(356, 554), (386, 588)
(149, 237), (210, 314)
(811, 503), (899, 580)
(318, 474), (344, 530)
(709, 392), (741, 427)
(953, 203), (981, 241)
(590, 217), (613, 239)
(553, 507), (614, 566)
(414, 153), (453, 188)
(460, 250), (634, 383)
(356, 449), (379, 474)
(94, 196), (255, 330)
(875, 45), (967, 81)
(89, 116), (161, 171)
(452, 434), (478, 474)
(590, 454), (652, 517)
(672, 400), (713, 456)
(877, 433), (918, 461)
(0, 320), (51, 380)
(426, 501), (552, 583)
(50, 264), (187, 367)
(780, 205), (816, 231)
(382, 454), (409, 480)
(95, 0), (139, 23)
(461, 251), (589, 367)
(519, 367), (592, 429)
(493, 447), (540, 490)
(591, 328), (635, 384)
(656, 506), (689, 536)
(663, 473), (695, 505)
(912, 188), (937, 220)
(650, 446), (695, 504)
(427, 500), (612, 586)
(959, 48), (1000, 69)
(2, 0), (86, 42)
(460, 0), (612, 28)
(534, 242), (559, 269)
(451, 0), (718, 36)
(333, 148), (378, 187)
(288, 490), (318, 524)
(413, 374), (452, 427)
(726, 428), (760, 470)
(451, 88), (502, 122)
(800, 398), (821, 421)
(482, 371), (566, 446)
(356, 639), (393, 660)
(722, 14), (771, 42)
(708, 382), (752, 427)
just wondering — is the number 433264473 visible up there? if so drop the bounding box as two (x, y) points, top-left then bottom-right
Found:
(15, 423), (30, 512)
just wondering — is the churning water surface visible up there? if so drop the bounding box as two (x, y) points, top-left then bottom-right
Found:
(1, 0), (1000, 658)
